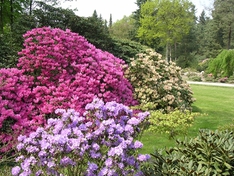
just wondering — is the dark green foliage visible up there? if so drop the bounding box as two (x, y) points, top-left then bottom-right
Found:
(33, 1), (76, 30)
(69, 14), (112, 52)
(142, 130), (234, 175)
(212, 0), (234, 49)
(0, 13), (37, 68)
(208, 49), (234, 78)
(0, 32), (20, 68)
(108, 37), (149, 64)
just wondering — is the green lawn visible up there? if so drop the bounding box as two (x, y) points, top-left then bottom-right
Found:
(140, 84), (234, 154)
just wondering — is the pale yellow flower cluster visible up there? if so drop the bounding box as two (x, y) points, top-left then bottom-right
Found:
(125, 49), (195, 113)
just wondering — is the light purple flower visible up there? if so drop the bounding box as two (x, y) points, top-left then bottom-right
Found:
(26, 146), (39, 153)
(17, 135), (26, 142)
(12, 166), (21, 176)
(92, 143), (100, 151)
(137, 154), (151, 161)
(87, 162), (98, 171)
(108, 146), (123, 156)
(40, 139), (50, 150)
(35, 170), (43, 176)
(52, 121), (64, 134)
(17, 143), (25, 151)
(47, 118), (58, 128)
(126, 156), (136, 165)
(105, 158), (113, 167)
(36, 127), (45, 134)
(90, 150), (101, 158)
(55, 108), (66, 114)
(19, 170), (31, 176)
(127, 117), (141, 126)
(79, 124), (87, 131)
(38, 150), (47, 157)
(134, 141), (143, 149)
(16, 155), (24, 162)
(47, 161), (56, 168)
(60, 157), (76, 166)
(137, 111), (150, 120)
(61, 128), (71, 136)
(125, 124), (134, 134)
(98, 167), (108, 176)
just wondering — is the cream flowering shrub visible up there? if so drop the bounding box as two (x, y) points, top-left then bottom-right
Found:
(125, 49), (195, 113)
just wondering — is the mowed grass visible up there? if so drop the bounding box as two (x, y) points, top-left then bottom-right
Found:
(140, 84), (234, 154)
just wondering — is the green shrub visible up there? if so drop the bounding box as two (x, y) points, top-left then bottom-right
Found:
(142, 130), (234, 175)
(125, 49), (195, 113)
(208, 49), (234, 78)
(228, 76), (234, 83)
(147, 109), (198, 139)
(108, 37), (150, 64)
(189, 76), (202, 82)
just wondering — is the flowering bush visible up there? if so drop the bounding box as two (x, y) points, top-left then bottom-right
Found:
(12, 98), (150, 176)
(0, 68), (44, 153)
(17, 27), (136, 115)
(0, 27), (137, 153)
(125, 49), (195, 113)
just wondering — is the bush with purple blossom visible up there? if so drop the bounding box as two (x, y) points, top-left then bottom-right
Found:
(12, 98), (150, 176)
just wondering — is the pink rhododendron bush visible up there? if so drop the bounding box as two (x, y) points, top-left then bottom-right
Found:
(125, 49), (195, 113)
(0, 68), (44, 152)
(0, 27), (137, 153)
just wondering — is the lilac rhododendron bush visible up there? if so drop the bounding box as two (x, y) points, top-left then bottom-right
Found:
(11, 98), (150, 176)
(125, 49), (195, 113)
(0, 27), (137, 153)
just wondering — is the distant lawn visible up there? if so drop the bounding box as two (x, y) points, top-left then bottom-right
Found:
(140, 84), (234, 154)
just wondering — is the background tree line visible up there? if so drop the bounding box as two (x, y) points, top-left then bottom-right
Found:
(1, 0), (234, 72)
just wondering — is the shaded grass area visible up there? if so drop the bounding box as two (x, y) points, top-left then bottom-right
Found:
(140, 85), (234, 154)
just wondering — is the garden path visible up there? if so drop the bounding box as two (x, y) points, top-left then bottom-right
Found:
(187, 81), (234, 87)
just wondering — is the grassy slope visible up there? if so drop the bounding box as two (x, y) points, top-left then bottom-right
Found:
(140, 85), (234, 154)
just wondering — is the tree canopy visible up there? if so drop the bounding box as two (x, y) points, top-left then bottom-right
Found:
(137, 0), (195, 61)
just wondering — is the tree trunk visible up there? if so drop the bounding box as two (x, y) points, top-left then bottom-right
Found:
(227, 25), (232, 50)
(0, 0), (3, 33)
(174, 42), (177, 61)
(169, 44), (172, 62)
(166, 42), (169, 62)
(10, 0), (13, 31)
(29, 0), (33, 16)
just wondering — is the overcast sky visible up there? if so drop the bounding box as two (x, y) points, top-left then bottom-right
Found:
(60, 0), (213, 23)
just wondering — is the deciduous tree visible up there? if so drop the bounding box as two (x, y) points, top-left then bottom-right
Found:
(138, 0), (194, 61)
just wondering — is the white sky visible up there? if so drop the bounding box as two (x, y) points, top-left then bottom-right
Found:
(60, 0), (213, 23)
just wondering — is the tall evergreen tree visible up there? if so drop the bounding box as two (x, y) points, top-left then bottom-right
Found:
(131, 0), (147, 41)
(212, 0), (234, 49)
(109, 14), (112, 28)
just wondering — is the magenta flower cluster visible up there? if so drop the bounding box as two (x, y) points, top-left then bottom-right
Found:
(17, 27), (136, 113)
(0, 68), (44, 152)
(12, 98), (150, 176)
(0, 27), (137, 151)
